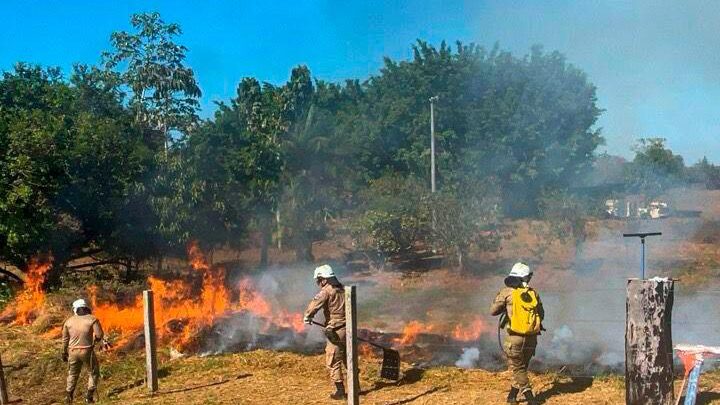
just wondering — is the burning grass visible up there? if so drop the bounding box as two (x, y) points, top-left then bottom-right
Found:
(0, 255), (53, 325)
(0, 242), (310, 355)
(84, 241), (306, 352)
(0, 323), (635, 404)
(1, 242), (497, 365)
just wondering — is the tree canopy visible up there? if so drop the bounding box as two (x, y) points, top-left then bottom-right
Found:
(0, 12), (609, 279)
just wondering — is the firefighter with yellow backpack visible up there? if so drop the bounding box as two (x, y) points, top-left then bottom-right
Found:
(490, 262), (544, 405)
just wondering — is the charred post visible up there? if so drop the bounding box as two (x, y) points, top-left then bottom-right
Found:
(625, 279), (674, 405)
(143, 290), (159, 393)
(0, 353), (8, 405)
(345, 286), (360, 405)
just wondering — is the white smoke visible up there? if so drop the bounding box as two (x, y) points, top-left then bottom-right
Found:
(455, 347), (480, 369)
(199, 265), (328, 355)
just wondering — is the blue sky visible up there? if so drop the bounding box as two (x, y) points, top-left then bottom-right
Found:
(1, 0), (718, 163)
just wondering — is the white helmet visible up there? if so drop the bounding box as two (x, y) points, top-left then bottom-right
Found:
(508, 262), (531, 278)
(313, 264), (335, 280)
(72, 299), (89, 315)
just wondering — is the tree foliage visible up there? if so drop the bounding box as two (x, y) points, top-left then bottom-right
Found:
(687, 157), (720, 190)
(0, 13), (609, 279)
(102, 12), (201, 147)
(426, 178), (501, 270)
(345, 41), (603, 216)
(625, 138), (685, 195)
(0, 64), (152, 274)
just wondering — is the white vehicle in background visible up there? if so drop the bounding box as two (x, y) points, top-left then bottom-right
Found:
(604, 199), (620, 218)
(644, 201), (670, 219)
(604, 199), (670, 219)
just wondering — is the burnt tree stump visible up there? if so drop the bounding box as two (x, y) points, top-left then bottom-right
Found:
(626, 279), (675, 405)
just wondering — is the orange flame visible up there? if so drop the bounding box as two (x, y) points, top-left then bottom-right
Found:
(358, 343), (377, 358)
(2, 256), (53, 325)
(452, 318), (487, 342)
(394, 320), (434, 346)
(89, 241), (305, 351)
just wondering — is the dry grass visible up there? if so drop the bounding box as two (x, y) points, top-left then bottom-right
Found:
(4, 187), (720, 404)
(6, 324), (719, 405)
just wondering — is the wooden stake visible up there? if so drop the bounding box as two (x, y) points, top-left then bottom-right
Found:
(626, 279), (674, 405)
(143, 290), (159, 393)
(345, 286), (360, 405)
(0, 353), (8, 405)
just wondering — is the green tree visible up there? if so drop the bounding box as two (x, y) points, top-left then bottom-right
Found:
(102, 12), (201, 149)
(344, 41), (602, 216)
(625, 138), (685, 195)
(0, 64), (153, 282)
(279, 69), (361, 262)
(350, 175), (430, 270)
(99, 12), (205, 265)
(0, 65), (73, 269)
(687, 157), (720, 190)
(426, 178), (501, 271)
(175, 80), (285, 254)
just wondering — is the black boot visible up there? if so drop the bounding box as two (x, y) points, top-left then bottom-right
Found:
(330, 382), (346, 400)
(65, 391), (74, 404)
(523, 390), (539, 405)
(85, 389), (95, 404)
(506, 387), (519, 404)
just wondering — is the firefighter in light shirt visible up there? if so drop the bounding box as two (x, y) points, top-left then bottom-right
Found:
(304, 265), (347, 400)
(62, 298), (104, 404)
(490, 262), (545, 405)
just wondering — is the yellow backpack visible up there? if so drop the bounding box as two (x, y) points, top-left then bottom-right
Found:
(509, 287), (542, 335)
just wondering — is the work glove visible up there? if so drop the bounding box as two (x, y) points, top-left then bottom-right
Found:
(303, 315), (313, 325)
(61, 351), (68, 363)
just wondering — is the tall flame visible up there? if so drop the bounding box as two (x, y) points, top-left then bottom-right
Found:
(2, 256), (53, 325)
(394, 320), (434, 346)
(90, 241), (305, 351)
(452, 317), (487, 342)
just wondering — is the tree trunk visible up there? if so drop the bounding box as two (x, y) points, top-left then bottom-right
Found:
(259, 216), (271, 268)
(0, 267), (23, 284)
(294, 237), (314, 263)
(625, 279), (674, 405)
(276, 207), (283, 251)
(124, 260), (136, 283)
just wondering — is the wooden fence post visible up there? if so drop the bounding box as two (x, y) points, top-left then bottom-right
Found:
(345, 285), (360, 405)
(144, 290), (159, 393)
(626, 278), (674, 405)
(0, 353), (9, 405)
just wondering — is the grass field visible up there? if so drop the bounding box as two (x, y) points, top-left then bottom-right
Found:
(4, 188), (720, 404)
(4, 323), (720, 405)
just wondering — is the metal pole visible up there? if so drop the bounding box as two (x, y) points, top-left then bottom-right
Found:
(429, 96), (438, 193)
(143, 290), (159, 393)
(623, 232), (661, 280)
(345, 286), (360, 405)
(429, 96), (439, 236)
(0, 353), (8, 405)
(641, 238), (646, 280)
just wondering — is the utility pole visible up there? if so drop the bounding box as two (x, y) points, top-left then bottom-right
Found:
(429, 96), (439, 193)
(428, 96), (439, 240)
